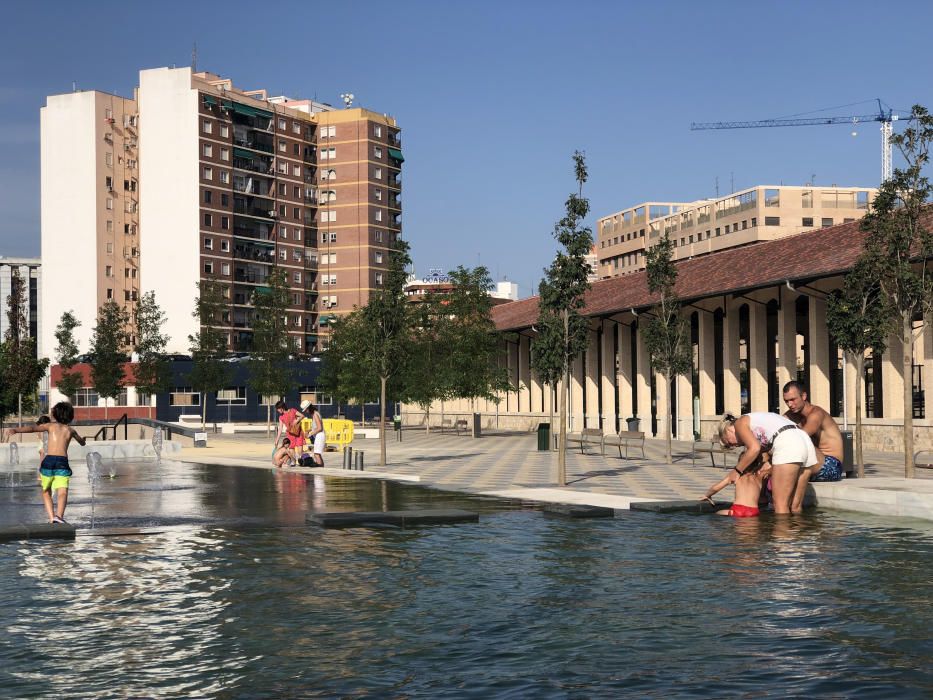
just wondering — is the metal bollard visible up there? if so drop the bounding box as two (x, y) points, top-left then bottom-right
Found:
(354, 451), (364, 471)
(343, 446), (352, 469)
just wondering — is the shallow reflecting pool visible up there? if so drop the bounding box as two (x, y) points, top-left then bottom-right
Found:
(1, 461), (932, 697)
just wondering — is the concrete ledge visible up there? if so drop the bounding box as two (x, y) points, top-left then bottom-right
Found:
(543, 504), (615, 518)
(812, 478), (933, 520)
(631, 499), (725, 514)
(0, 523), (76, 542)
(307, 509), (479, 528)
(0, 440), (180, 465)
(481, 488), (656, 511)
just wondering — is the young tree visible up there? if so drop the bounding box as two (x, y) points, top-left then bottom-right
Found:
(403, 291), (449, 432)
(643, 233), (692, 464)
(246, 268), (294, 434)
(0, 271), (49, 426)
(826, 255), (894, 478)
(54, 311), (83, 403)
(89, 301), (130, 423)
(134, 291), (171, 420)
(188, 277), (232, 429)
(531, 152), (593, 486)
(860, 104), (933, 478)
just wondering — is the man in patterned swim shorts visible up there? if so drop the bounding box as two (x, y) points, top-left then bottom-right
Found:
(783, 381), (845, 512)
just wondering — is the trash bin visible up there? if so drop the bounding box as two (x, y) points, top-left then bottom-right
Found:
(393, 416), (401, 431)
(841, 430), (855, 477)
(626, 417), (640, 432)
(472, 412), (482, 438)
(537, 423), (551, 451)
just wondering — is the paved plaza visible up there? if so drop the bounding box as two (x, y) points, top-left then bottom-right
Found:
(176, 426), (933, 518)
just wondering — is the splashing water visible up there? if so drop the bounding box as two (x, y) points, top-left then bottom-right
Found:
(86, 452), (102, 529)
(8, 442), (19, 466)
(152, 428), (163, 464)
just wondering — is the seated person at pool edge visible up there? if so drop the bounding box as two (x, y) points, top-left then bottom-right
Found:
(703, 453), (772, 517)
(718, 411), (817, 515)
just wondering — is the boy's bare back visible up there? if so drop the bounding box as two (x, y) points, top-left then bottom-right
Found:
(40, 422), (85, 457)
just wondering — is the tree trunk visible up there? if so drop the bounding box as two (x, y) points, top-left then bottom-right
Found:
(18, 393), (22, 428)
(853, 352), (865, 479)
(903, 316), (915, 478)
(425, 404), (430, 434)
(664, 372), (673, 465)
(267, 404), (272, 439)
(549, 389), (555, 451)
(380, 375), (387, 467)
(201, 395), (207, 430)
(558, 374), (567, 486)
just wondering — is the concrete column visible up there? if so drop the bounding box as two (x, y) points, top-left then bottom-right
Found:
(655, 370), (670, 439)
(882, 331), (905, 419)
(675, 372), (693, 439)
(570, 354), (585, 431)
(518, 335), (530, 414)
(777, 287), (798, 392)
(529, 353), (543, 416)
(808, 296), (830, 407)
(697, 311), (717, 419)
(923, 324), (933, 422)
(585, 329), (600, 428)
(618, 322), (634, 423)
(749, 303), (769, 412)
(723, 300), (742, 413)
(600, 320), (617, 433)
(635, 324), (652, 433)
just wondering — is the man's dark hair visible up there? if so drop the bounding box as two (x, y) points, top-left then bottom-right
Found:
(51, 402), (75, 425)
(782, 380), (808, 396)
(274, 400), (287, 411)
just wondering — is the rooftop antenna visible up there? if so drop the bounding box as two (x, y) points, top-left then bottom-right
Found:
(715, 176), (719, 197)
(191, 42), (198, 72)
(340, 92), (355, 108)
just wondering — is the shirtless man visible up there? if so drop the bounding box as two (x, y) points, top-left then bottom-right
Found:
(782, 381), (845, 513)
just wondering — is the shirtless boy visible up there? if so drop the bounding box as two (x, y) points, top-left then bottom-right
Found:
(783, 381), (845, 512)
(703, 456), (772, 517)
(4, 402), (86, 524)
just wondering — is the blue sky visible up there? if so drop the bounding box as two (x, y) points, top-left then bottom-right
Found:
(1, 1), (931, 297)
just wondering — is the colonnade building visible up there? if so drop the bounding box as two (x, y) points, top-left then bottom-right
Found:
(416, 215), (933, 451)
(596, 185), (876, 279)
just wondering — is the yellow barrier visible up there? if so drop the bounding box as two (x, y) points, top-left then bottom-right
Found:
(298, 418), (354, 455)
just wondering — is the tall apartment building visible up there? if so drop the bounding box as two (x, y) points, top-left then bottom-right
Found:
(0, 257), (41, 355)
(596, 185), (876, 279)
(40, 66), (403, 357)
(41, 91), (138, 355)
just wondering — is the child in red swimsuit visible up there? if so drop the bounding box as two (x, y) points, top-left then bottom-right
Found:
(702, 455), (772, 517)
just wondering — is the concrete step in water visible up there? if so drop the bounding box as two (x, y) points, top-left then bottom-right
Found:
(0, 523), (77, 542)
(631, 499), (726, 514)
(307, 509), (479, 528)
(543, 504), (615, 518)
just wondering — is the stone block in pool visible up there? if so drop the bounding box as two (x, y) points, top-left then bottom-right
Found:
(543, 504), (615, 518)
(0, 523), (77, 542)
(307, 509), (479, 528)
(631, 500), (726, 514)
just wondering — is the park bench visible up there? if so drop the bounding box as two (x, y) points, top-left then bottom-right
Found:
(454, 419), (469, 436)
(603, 430), (646, 459)
(566, 428), (605, 455)
(691, 439), (734, 468)
(439, 418), (453, 433)
(911, 451), (933, 471)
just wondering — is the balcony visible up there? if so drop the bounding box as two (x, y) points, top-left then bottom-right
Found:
(233, 151), (274, 175)
(234, 269), (271, 285)
(233, 245), (275, 264)
(233, 175), (272, 197)
(232, 218), (274, 242)
(234, 195), (276, 219)
(233, 125), (274, 154)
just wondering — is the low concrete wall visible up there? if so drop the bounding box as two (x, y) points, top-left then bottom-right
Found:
(0, 440), (180, 466)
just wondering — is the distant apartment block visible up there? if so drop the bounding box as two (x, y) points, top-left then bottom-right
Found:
(40, 66), (403, 357)
(0, 257), (41, 356)
(596, 186), (876, 279)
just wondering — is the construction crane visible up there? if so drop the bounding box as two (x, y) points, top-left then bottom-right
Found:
(691, 99), (907, 183)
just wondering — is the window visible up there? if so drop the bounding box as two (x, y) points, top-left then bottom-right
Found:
(106, 288), (113, 299)
(295, 228), (302, 241)
(106, 198), (113, 210)
(105, 265), (113, 277)
(216, 387), (246, 406)
(321, 125), (336, 138)
(204, 261), (213, 274)
(715, 227), (720, 236)
(203, 143), (213, 157)
(203, 166), (213, 180)
(822, 218), (834, 227)
(279, 140), (287, 152)
(204, 213), (213, 227)
(375, 210), (383, 222)
(374, 125), (382, 137)
(220, 125), (228, 138)
(765, 216), (780, 226)
(293, 165), (301, 177)
(278, 118), (287, 130)
(293, 272), (302, 283)
(321, 169), (336, 181)
(374, 146), (383, 158)
(326, 253), (336, 264)
(750, 218), (756, 227)
(221, 216), (229, 230)
(220, 171), (229, 184)
(375, 272), (384, 285)
(374, 167), (382, 180)
(204, 237), (213, 250)
(293, 207), (300, 220)
(802, 190), (813, 208)
(105, 152), (113, 167)
(72, 388), (99, 407)
(279, 249), (287, 261)
(170, 387), (201, 406)
(278, 183), (287, 196)
(374, 230), (383, 242)
(802, 217), (814, 227)
(202, 120), (212, 134)
(221, 193), (229, 206)
(204, 190), (212, 204)
(292, 121), (301, 134)
(293, 143), (300, 156)
(280, 226), (288, 239)
(764, 189), (780, 207)
(278, 161), (288, 174)
(106, 242), (113, 253)
(741, 220), (748, 230)
(375, 252), (383, 263)
(221, 240), (229, 252)
(106, 220), (114, 233)
(374, 188), (383, 201)
(279, 204), (286, 217)
(293, 250), (303, 262)
(293, 185), (301, 198)
(330, 232), (337, 242)
(220, 147), (229, 161)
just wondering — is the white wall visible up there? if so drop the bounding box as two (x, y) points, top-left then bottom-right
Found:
(138, 67), (200, 353)
(40, 92), (99, 358)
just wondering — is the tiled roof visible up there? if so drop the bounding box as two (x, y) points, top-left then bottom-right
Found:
(492, 215), (891, 332)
